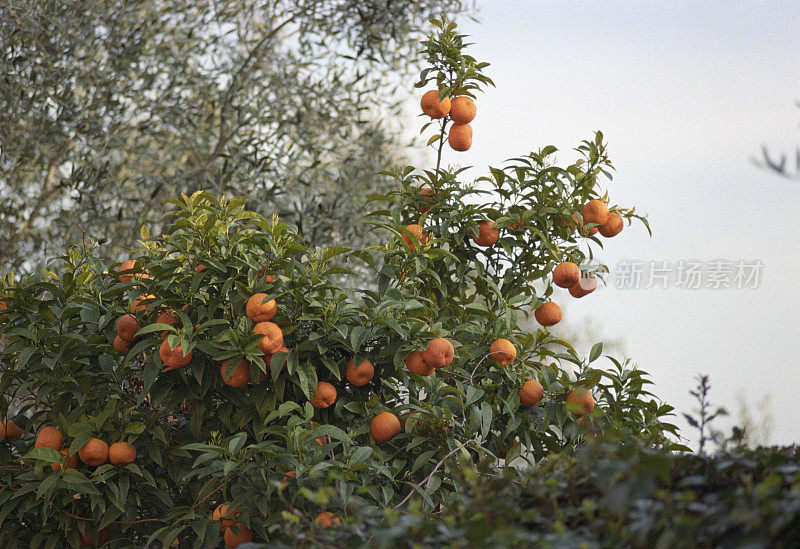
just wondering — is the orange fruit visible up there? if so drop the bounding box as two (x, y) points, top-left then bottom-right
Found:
(567, 388), (595, 416)
(534, 302), (562, 326)
(449, 96), (476, 124)
(569, 274), (597, 298)
(159, 339), (193, 371)
(156, 308), (179, 326)
(221, 359), (251, 388)
(405, 350), (434, 376)
(195, 264), (207, 273)
(401, 224), (428, 252)
(224, 523), (252, 547)
(520, 380), (544, 407)
(113, 336), (130, 354)
(108, 442), (136, 466)
(0, 419), (22, 441)
(253, 322), (283, 354)
(35, 426), (63, 450)
(472, 220), (499, 247)
(115, 314), (140, 342)
(315, 435), (330, 446)
(246, 293), (277, 323)
(315, 511), (341, 527)
(448, 123), (472, 151)
(599, 212), (623, 237)
(131, 294), (156, 313)
(79, 530), (111, 547)
(118, 259), (138, 283)
(581, 199), (609, 226)
(310, 381), (337, 409)
(213, 504), (241, 530)
(488, 339), (516, 366)
(78, 437), (109, 467)
(346, 359), (374, 386)
(50, 448), (79, 471)
(418, 187), (436, 213)
(370, 412), (401, 443)
(553, 262), (580, 288)
(423, 338), (454, 369)
(420, 90), (451, 118)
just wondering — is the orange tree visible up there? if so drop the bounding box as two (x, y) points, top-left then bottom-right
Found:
(0, 18), (680, 547)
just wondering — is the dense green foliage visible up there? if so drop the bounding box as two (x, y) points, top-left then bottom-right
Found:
(0, 0), (468, 270)
(0, 18), (685, 548)
(304, 432), (800, 548)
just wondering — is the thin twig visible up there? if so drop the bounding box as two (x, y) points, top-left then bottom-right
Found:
(394, 439), (471, 508)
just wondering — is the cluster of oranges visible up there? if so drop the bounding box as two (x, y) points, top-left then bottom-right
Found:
(29, 426), (136, 471)
(420, 90), (477, 151)
(533, 198), (626, 328)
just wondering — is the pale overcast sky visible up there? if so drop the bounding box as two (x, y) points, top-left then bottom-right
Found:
(430, 1), (800, 445)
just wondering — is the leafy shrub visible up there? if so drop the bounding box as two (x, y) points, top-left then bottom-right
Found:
(0, 19), (676, 547)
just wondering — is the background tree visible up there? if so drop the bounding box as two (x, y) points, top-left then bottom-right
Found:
(0, 0), (470, 271)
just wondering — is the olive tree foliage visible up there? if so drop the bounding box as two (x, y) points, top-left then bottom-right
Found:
(0, 0), (470, 271)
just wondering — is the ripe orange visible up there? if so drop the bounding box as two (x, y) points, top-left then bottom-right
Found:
(420, 89), (451, 118)
(315, 511), (341, 527)
(79, 530), (111, 547)
(315, 435), (330, 446)
(449, 96), (476, 124)
(599, 212), (623, 237)
(50, 448), (79, 471)
(401, 224), (428, 252)
(159, 339), (193, 371)
(0, 419), (22, 441)
(78, 437), (109, 467)
(113, 336), (129, 354)
(472, 220), (499, 247)
(448, 123), (473, 151)
(108, 442), (137, 466)
(156, 308), (179, 326)
(221, 359), (251, 388)
(35, 426), (63, 450)
(346, 359), (374, 386)
(520, 380), (544, 407)
(224, 523), (252, 547)
(213, 504), (241, 530)
(246, 293), (277, 323)
(488, 338), (516, 366)
(567, 388), (595, 416)
(115, 314), (140, 342)
(405, 350), (434, 376)
(118, 259), (137, 283)
(253, 321), (284, 354)
(581, 199), (609, 226)
(423, 338), (454, 369)
(553, 262), (580, 288)
(131, 294), (156, 314)
(370, 412), (401, 443)
(569, 274), (597, 298)
(418, 187), (436, 213)
(310, 381), (337, 409)
(534, 302), (562, 326)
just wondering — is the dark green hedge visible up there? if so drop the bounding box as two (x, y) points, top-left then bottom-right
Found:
(291, 436), (800, 548)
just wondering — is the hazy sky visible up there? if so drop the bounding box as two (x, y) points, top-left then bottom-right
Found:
(430, 1), (800, 445)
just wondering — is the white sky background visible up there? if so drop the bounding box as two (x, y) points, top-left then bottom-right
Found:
(413, 1), (800, 445)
